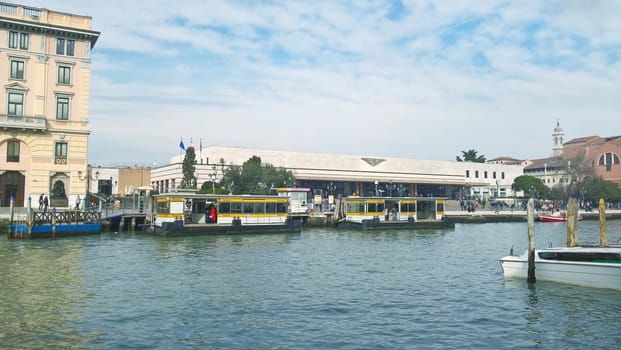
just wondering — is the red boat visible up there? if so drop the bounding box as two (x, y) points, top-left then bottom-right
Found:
(537, 213), (583, 222)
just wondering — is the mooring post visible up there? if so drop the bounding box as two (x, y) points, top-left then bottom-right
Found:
(8, 195), (14, 238)
(27, 196), (32, 239)
(52, 208), (57, 238)
(599, 198), (607, 246)
(527, 197), (536, 283)
(566, 198), (579, 247)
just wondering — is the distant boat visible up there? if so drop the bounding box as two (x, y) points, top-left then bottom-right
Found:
(499, 245), (621, 290)
(537, 212), (582, 222)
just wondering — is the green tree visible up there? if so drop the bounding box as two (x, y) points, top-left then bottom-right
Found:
(547, 186), (566, 201)
(180, 147), (197, 189)
(198, 181), (228, 194)
(219, 156), (295, 194)
(456, 149), (486, 163)
(583, 177), (621, 202)
(511, 175), (548, 198)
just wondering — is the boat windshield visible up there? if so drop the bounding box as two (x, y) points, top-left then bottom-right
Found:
(538, 251), (621, 262)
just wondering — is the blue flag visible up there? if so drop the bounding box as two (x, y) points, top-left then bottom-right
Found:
(179, 138), (185, 150)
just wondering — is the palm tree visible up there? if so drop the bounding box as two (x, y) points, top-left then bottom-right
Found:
(456, 149), (486, 163)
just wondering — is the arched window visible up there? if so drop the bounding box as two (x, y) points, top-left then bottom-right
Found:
(598, 152), (620, 171)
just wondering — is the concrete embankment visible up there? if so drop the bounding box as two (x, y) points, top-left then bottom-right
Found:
(446, 210), (621, 224)
(302, 209), (621, 227)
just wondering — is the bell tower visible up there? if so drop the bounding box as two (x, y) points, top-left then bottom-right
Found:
(553, 120), (564, 157)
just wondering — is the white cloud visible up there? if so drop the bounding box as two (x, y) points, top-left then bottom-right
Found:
(22, 0), (621, 166)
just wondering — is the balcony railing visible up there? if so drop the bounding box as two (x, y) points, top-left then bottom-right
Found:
(0, 3), (41, 17)
(0, 114), (47, 131)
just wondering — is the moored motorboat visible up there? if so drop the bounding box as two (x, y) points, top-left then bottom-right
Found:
(537, 212), (583, 222)
(499, 245), (621, 290)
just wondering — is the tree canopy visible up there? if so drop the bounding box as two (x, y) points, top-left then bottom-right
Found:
(180, 147), (197, 189)
(219, 156), (295, 195)
(511, 175), (548, 198)
(456, 149), (486, 163)
(583, 177), (621, 202)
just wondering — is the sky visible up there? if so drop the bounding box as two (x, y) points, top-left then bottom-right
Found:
(24, 0), (621, 167)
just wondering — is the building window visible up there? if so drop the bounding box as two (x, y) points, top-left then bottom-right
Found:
(7, 140), (20, 162)
(56, 96), (70, 120)
(10, 60), (24, 80)
(475, 170), (479, 178)
(599, 152), (620, 172)
(501, 172), (505, 180)
(56, 38), (65, 54)
(56, 38), (75, 56)
(484, 171), (488, 179)
(58, 65), (71, 84)
(8, 31), (18, 48)
(66, 40), (75, 56)
(7, 92), (24, 116)
(466, 170), (470, 178)
(8, 31), (29, 50)
(493, 171), (497, 179)
(55, 142), (68, 164)
(20, 33), (29, 50)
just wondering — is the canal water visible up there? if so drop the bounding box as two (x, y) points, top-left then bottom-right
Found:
(1, 220), (620, 349)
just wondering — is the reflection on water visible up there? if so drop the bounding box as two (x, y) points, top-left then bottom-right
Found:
(0, 221), (620, 349)
(0, 239), (91, 349)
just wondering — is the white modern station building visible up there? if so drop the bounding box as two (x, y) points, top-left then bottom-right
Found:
(151, 145), (525, 202)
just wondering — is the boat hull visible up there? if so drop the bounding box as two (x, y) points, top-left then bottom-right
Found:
(500, 250), (621, 290)
(537, 215), (583, 222)
(337, 218), (455, 230)
(9, 223), (102, 239)
(151, 218), (302, 236)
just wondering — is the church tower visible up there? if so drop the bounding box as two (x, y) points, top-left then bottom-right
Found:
(553, 120), (564, 157)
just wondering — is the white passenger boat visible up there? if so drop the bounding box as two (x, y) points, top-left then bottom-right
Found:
(499, 246), (621, 290)
(148, 192), (302, 236)
(335, 196), (454, 230)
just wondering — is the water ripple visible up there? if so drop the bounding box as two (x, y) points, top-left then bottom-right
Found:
(1, 221), (620, 349)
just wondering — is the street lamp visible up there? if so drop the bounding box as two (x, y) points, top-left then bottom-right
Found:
(397, 184), (406, 197)
(78, 169), (99, 211)
(78, 170), (99, 181)
(327, 182), (336, 195)
(210, 173), (216, 193)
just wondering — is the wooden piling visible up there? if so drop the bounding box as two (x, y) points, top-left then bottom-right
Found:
(566, 198), (579, 247)
(8, 196), (14, 238)
(27, 208), (32, 239)
(527, 198), (536, 283)
(51, 209), (56, 238)
(599, 198), (607, 246)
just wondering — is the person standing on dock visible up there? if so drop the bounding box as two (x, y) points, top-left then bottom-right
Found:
(75, 195), (81, 210)
(43, 195), (49, 212)
(38, 193), (44, 211)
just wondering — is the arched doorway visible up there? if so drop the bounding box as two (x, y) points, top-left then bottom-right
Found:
(0, 171), (25, 207)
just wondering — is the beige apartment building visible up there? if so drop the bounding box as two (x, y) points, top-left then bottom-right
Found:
(0, 2), (99, 207)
